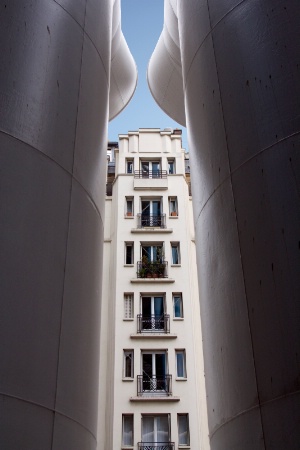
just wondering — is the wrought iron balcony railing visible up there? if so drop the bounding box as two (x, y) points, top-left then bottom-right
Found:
(138, 443), (175, 450)
(137, 314), (170, 333)
(137, 213), (166, 228)
(134, 170), (167, 179)
(137, 375), (172, 396)
(137, 261), (168, 278)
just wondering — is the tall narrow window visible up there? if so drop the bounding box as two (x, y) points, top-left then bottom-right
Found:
(176, 350), (187, 378)
(169, 197), (178, 216)
(125, 197), (134, 217)
(178, 414), (190, 446)
(171, 243), (180, 265)
(173, 294), (183, 318)
(125, 242), (134, 265)
(126, 159), (133, 174)
(168, 159), (175, 174)
(122, 414), (134, 446)
(123, 350), (134, 378)
(124, 294), (134, 319)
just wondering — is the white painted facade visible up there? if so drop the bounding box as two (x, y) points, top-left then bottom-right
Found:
(98, 128), (209, 450)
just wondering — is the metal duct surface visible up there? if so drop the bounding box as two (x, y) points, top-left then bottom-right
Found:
(0, 0), (136, 448)
(147, 0), (186, 126)
(149, 1), (300, 449)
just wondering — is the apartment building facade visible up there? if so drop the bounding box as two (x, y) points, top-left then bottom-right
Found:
(98, 128), (209, 450)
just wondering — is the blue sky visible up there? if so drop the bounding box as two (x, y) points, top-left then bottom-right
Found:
(108, 0), (188, 151)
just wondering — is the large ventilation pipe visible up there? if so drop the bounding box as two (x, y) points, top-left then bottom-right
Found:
(148, 1), (300, 448)
(0, 1), (136, 448)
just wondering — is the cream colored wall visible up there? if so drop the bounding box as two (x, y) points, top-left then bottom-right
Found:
(99, 129), (209, 450)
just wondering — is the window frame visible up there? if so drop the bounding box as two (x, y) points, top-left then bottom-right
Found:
(122, 414), (134, 447)
(175, 349), (187, 379)
(177, 414), (190, 446)
(171, 242), (181, 265)
(125, 197), (134, 217)
(124, 293), (134, 320)
(125, 242), (134, 265)
(126, 159), (134, 174)
(168, 158), (175, 174)
(173, 293), (184, 319)
(169, 196), (178, 217)
(123, 350), (134, 379)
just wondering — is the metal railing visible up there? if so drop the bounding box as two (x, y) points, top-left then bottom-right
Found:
(134, 170), (167, 179)
(137, 375), (172, 396)
(137, 213), (166, 228)
(137, 261), (168, 278)
(138, 443), (175, 450)
(137, 314), (170, 333)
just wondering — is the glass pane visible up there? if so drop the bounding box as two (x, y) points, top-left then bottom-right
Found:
(157, 416), (169, 443)
(125, 352), (133, 377)
(178, 415), (189, 445)
(127, 200), (133, 214)
(126, 245), (132, 264)
(142, 416), (154, 442)
(174, 296), (182, 318)
(155, 353), (166, 378)
(176, 351), (185, 377)
(152, 200), (161, 216)
(154, 297), (164, 317)
(172, 246), (179, 264)
(123, 415), (133, 445)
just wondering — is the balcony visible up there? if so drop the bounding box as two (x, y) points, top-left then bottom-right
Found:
(137, 213), (166, 228)
(137, 314), (170, 333)
(137, 375), (172, 396)
(138, 443), (175, 450)
(134, 170), (167, 179)
(134, 170), (168, 190)
(137, 261), (168, 278)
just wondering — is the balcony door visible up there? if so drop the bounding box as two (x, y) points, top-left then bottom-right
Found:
(142, 351), (167, 392)
(142, 245), (163, 262)
(141, 296), (164, 330)
(141, 161), (160, 178)
(141, 199), (161, 226)
(142, 415), (170, 444)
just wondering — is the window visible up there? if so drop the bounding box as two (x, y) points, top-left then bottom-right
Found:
(171, 242), (180, 265)
(126, 159), (133, 174)
(125, 197), (134, 217)
(124, 294), (134, 319)
(176, 350), (187, 378)
(140, 295), (165, 331)
(141, 198), (163, 227)
(122, 414), (133, 447)
(168, 159), (175, 174)
(141, 351), (168, 392)
(173, 293), (183, 318)
(123, 350), (134, 378)
(141, 244), (164, 262)
(125, 242), (134, 265)
(141, 160), (161, 178)
(142, 415), (170, 444)
(178, 414), (190, 446)
(169, 197), (178, 216)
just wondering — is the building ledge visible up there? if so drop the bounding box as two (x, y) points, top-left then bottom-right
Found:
(130, 396), (180, 402)
(131, 278), (175, 283)
(130, 333), (177, 339)
(131, 228), (173, 233)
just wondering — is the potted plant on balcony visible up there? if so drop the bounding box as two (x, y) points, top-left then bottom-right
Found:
(139, 255), (149, 278)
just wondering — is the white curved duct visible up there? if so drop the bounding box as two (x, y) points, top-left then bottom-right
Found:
(0, 0), (136, 448)
(149, 1), (300, 450)
(147, 0), (185, 126)
(109, 0), (137, 120)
